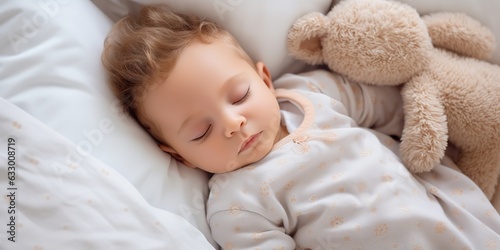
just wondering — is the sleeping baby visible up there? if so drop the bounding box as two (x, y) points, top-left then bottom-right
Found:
(102, 5), (500, 249)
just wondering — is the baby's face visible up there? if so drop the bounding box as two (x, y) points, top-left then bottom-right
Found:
(142, 40), (283, 173)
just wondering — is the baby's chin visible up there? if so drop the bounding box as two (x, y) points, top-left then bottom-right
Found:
(238, 142), (274, 168)
(211, 148), (269, 174)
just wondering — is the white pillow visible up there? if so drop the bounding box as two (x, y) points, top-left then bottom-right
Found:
(92, 0), (333, 79)
(0, 1), (215, 247)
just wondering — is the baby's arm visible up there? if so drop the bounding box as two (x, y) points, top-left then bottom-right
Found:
(298, 70), (404, 137)
(209, 210), (295, 249)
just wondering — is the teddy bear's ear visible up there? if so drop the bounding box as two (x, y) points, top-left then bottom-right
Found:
(287, 12), (327, 65)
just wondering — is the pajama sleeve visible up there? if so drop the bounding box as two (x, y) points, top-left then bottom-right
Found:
(209, 210), (295, 250)
(296, 70), (404, 137)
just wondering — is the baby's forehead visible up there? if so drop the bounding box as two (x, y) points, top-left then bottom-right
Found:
(143, 53), (247, 103)
(183, 38), (255, 68)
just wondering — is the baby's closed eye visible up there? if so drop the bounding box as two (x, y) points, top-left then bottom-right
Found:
(231, 85), (251, 104)
(192, 124), (212, 142)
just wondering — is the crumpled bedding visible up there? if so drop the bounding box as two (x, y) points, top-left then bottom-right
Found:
(0, 97), (215, 250)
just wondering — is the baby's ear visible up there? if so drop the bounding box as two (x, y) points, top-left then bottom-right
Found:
(287, 12), (327, 65)
(159, 144), (195, 168)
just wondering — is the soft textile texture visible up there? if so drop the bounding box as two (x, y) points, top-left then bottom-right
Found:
(0, 97), (215, 249)
(0, 1), (214, 246)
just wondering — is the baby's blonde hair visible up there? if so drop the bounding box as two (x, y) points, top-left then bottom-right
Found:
(102, 5), (254, 144)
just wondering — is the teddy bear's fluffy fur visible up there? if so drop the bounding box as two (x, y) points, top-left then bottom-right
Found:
(287, 0), (500, 199)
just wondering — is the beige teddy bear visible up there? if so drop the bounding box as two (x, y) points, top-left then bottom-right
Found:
(287, 0), (500, 199)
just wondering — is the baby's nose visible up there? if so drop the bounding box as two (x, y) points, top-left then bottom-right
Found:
(224, 112), (246, 137)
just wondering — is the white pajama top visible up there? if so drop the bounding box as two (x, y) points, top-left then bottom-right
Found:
(207, 70), (500, 250)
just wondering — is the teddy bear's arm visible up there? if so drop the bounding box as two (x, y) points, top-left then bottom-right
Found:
(423, 12), (496, 60)
(399, 79), (448, 173)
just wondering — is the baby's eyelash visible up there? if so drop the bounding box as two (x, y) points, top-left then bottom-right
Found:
(192, 124), (212, 142)
(191, 86), (249, 142)
(233, 87), (251, 104)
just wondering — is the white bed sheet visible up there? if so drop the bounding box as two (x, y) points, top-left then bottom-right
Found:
(0, 97), (214, 249)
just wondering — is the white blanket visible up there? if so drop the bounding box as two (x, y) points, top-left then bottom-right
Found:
(0, 98), (214, 249)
